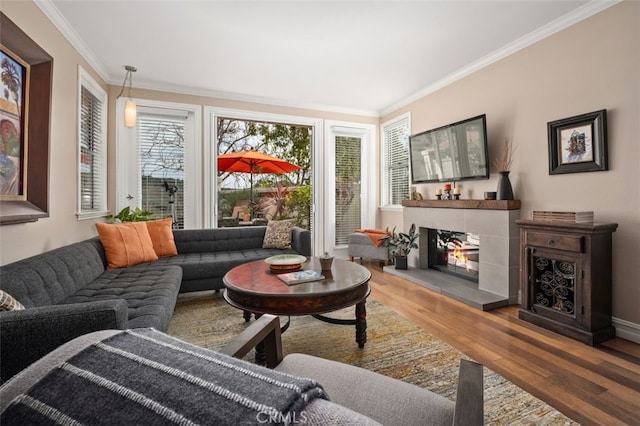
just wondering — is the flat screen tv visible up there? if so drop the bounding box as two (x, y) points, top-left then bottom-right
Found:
(409, 114), (490, 184)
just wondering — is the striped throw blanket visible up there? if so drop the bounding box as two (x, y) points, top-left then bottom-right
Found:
(1, 329), (327, 425)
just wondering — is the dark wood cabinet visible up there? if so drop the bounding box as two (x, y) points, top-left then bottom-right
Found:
(516, 220), (618, 345)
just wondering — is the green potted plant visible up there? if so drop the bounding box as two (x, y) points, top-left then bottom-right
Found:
(106, 206), (155, 223)
(381, 224), (419, 270)
(319, 251), (334, 271)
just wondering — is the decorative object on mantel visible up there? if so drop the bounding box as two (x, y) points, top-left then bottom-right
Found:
(494, 137), (515, 200)
(484, 191), (497, 200)
(380, 224), (419, 270)
(496, 171), (514, 200)
(443, 183), (452, 200)
(547, 109), (607, 175)
(435, 183), (456, 200)
(411, 187), (423, 200)
(453, 186), (461, 200)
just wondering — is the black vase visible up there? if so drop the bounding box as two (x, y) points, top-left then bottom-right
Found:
(497, 171), (514, 200)
(395, 255), (408, 270)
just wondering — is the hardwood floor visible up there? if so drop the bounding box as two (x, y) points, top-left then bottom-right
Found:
(364, 262), (640, 425)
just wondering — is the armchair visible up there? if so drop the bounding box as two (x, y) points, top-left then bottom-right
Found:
(223, 315), (484, 426)
(1, 315), (483, 426)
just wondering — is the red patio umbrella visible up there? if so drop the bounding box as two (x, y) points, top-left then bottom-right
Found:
(217, 149), (301, 204)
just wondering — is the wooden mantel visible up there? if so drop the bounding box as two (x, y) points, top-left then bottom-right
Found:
(402, 199), (521, 210)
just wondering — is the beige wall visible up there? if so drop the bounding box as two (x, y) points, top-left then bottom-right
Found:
(381, 2), (640, 325)
(0, 1), (109, 263)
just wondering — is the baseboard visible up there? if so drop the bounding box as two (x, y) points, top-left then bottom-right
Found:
(612, 317), (640, 344)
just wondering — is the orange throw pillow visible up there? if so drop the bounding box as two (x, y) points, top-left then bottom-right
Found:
(146, 218), (178, 257)
(96, 222), (159, 269)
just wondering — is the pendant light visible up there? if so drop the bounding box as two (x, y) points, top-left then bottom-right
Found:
(117, 65), (137, 127)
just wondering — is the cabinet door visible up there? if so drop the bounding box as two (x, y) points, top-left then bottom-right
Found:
(525, 247), (584, 328)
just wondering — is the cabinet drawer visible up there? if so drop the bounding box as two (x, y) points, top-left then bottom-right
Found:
(525, 231), (584, 253)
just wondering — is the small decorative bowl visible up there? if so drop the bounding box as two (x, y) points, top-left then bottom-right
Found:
(484, 191), (497, 200)
(264, 254), (306, 274)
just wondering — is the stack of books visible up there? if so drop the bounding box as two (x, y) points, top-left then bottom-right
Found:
(532, 211), (594, 223)
(277, 270), (325, 285)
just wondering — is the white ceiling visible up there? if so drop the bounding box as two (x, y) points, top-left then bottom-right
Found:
(40, 0), (615, 116)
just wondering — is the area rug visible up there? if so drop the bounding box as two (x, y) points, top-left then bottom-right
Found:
(167, 292), (577, 425)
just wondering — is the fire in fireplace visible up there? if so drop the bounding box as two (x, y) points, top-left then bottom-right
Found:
(427, 228), (480, 282)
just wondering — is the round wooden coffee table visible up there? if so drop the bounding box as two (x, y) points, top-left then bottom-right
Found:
(223, 257), (371, 348)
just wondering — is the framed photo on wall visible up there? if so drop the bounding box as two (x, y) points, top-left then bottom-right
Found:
(0, 45), (29, 200)
(0, 12), (52, 225)
(547, 109), (608, 175)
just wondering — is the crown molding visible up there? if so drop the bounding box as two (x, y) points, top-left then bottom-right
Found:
(35, 0), (110, 83)
(379, 0), (622, 117)
(130, 78), (380, 118)
(37, 0), (620, 119)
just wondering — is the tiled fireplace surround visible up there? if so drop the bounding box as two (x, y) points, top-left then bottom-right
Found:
(384, 201), (521, 310)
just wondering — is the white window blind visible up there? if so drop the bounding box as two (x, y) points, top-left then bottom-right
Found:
(335, 135), (361, 245)
(382, 117), (410, 206)
(138, 113), (185, 228)
(78, 68), (107, 218)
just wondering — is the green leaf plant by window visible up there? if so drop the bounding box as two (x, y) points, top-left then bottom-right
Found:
(381, 113), (410, 207)
(77, 66), (108, 220)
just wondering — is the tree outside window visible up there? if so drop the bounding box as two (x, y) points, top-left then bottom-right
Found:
(217, 118), (312, 228)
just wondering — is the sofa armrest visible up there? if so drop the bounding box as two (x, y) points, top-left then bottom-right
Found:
(452, 359), (484, 426)
(0, 300), (129, 383)
(291, 226), (311, 256)
(219, 314), (283, 368)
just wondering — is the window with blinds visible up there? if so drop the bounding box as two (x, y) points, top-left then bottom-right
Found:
(335, 135), (361, 245)
(138, 114), (185, 228)
(382, 117), (410, 206)
(78, 69), (107, 218)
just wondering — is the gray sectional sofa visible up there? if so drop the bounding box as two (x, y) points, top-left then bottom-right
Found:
(170, 226), (310, 293)
(0, 225), (311, 382)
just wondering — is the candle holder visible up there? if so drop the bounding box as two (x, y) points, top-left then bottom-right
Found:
(436, 194), (442, 200)
(453, 194), (460, 200)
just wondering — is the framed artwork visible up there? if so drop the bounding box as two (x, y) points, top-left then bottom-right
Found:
(0, 12), (52, 225)
(0, 44), (29, 199)
(547, 110), (608, 175)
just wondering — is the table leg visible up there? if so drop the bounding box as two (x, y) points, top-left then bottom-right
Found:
(355, 300), (367, 348)
(243, 310), (252, 322)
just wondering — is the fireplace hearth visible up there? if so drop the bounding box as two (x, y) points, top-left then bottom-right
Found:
(384, 199), (521, 310)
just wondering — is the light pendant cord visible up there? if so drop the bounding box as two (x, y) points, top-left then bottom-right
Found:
(117, 65), (137, 99)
